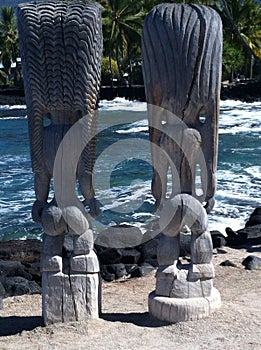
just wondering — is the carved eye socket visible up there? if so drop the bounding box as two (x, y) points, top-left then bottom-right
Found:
(198, 108), (206, 124)
(43, 112), (51, 127)
(161, 114), (167, 125)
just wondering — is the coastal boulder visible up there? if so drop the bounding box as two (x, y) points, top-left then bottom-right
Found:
(100, 263), (127, 281)
(2, 276), (41, 297)
(0, 260), (32, 280)
(0, 259), (41, 298)
(226, 225), (261, 246)
(130, 263), (155, 278)
(245, 207), (261, 227)
(211, 231), (227, 248)
(242, 255), (261, 270)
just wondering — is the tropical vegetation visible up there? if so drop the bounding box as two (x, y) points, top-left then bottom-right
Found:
(0, 6), (19, 84)
(94, 0), (261, 83)
(0, 0), (260, 85)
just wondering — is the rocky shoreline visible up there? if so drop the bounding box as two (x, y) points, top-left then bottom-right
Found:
(0, 80), (260, 108)
(0, 207), (260, 307)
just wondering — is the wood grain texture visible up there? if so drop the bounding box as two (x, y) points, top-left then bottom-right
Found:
(142, 4), (222, 207)
(18, 1), (102, 203)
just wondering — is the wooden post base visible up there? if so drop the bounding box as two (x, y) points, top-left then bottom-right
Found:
(42, 271), (100, 325)
(148, 288), (221, 323)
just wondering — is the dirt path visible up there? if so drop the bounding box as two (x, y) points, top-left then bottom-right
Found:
(0, 246), (261, 350)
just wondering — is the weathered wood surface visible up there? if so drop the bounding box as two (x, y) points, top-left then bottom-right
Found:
(149, 288), (221, 323)
(142, 4), (222, 322)
(18, 1), (103, 324)
(18, 1), (102, 214)
(142, 4), (222, 209)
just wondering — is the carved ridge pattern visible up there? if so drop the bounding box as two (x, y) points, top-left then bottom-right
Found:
(18, 1), (103, 176)
(142, 4), (222, 113)
(142, 4), (222, 203)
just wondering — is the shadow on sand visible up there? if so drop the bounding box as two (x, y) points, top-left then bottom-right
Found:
(0, 316), (43, 336)
(101, 311), (170, 327)
(0, 312), (168, 336)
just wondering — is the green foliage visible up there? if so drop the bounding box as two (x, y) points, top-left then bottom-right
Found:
(215, 0), (261, 63)
(0, 7), (19, 76)
(222, 40), (245, 81)
(101, 56), (120, 84)
(100, 0), (261, 79)
(101, 0), (144, 75)
(62, 0), (261, 80)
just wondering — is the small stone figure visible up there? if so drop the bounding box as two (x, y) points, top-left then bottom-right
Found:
(142, 4), (222, 322)
(18, 1), (102, 324)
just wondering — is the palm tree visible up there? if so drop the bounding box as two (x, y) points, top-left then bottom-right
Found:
(217, 0), (261, 62)
(0, 7), (19, 77)
(101, 0), (144, 80)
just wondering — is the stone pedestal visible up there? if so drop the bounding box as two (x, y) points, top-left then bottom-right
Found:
(42, 250), (100, 325)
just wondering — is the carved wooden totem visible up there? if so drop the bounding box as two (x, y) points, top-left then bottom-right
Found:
(142, 4), (222, 322)
(18, 1), (102, 324)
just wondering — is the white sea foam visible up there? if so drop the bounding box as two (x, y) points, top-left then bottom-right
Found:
(0, 104), (27, 110)
(219, 101), (261, 134)
(97, 181), (151, 213)
(99, 98), (261, 136)
(116, 120), (148, 134)
(99, 97), (146, 112)
(0, 98), (260, 240)
(220, 99), (261, 109)
(244, 166), (261, 178)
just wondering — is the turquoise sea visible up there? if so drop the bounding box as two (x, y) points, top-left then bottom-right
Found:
(0, 98), (260, 241)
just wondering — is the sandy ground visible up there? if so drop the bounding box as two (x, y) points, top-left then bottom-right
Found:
(0, 246), (261, 350)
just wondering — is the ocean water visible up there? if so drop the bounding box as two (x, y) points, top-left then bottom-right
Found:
(0, 98), (260, 242)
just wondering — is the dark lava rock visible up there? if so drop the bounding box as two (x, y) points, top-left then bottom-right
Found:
(242, 255), (261, 270)
(246, 215), (261, 227)
(120, 248), (141, 265)
(226, 224), (261, 247)
(0, 239), (41, 263)
(100, 263), (127, 281)
(0, 260), (32, 280)
(139, 237), (159, 266)
(237, 225), (261, 240)
(211, 231), (227, 248)
(100, 266), (115, 282)
(2, 276), (41, 297)
(245, 207), (261, 227)
(216, 248), (228, 254)
(220, 260), (237, 267)
(0, 240), (42, 299)
(225, 227), (244, 246)
(225, 225), (261, 246)
(130, 263), (155, 278)
(96, 247), (122, 265)
(110, 263), (127, 279)
(221, 81), (261, 103)
(124, 264), (138, 274)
